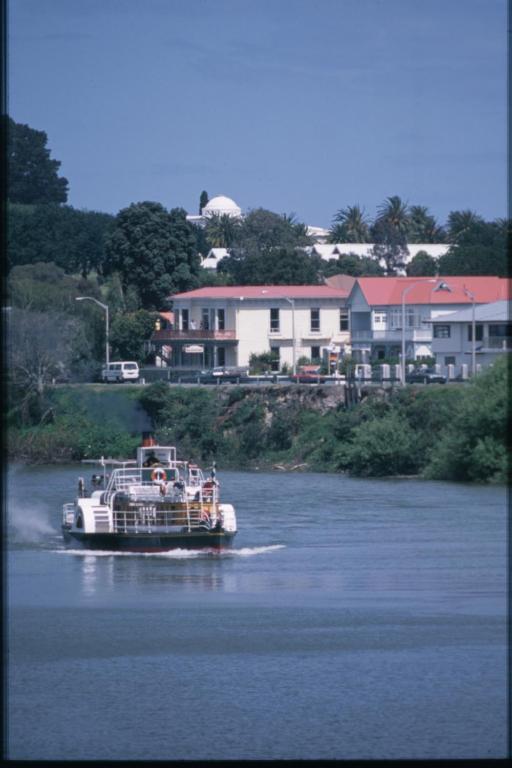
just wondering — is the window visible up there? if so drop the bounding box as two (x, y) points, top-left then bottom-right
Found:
(444, 356), (456, 365)
(373, 311), (387, 326)
(270, 308), (280, 333)
(489, 323), (512, 337)
(310, 308), (320, 332)
(467, 324), (483, 342)
(339, 310), (349, 331)
(217, 308), (225, 331)
(217, 347), (225, 366)
(181, 309), (189, 331)
(433, 324), (451, 338)
(270, 346), (280, 371)
(201, 308), (210, 330)
(311, 346), (320, 361)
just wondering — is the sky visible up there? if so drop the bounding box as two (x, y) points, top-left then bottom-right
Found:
(8, 0), (508, 229)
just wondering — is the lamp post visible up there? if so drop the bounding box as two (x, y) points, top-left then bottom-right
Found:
(76, 296), (110, 367)
(283, 297), (296, 375)
(463, 286), (476, 377)
(400, 279), (437, 385)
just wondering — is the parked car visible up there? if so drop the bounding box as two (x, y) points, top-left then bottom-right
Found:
(101, 361), (140, 383)
(406, 368), (446, 384)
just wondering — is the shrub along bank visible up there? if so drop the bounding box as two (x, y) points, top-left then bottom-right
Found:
(7, 356), (509, 484)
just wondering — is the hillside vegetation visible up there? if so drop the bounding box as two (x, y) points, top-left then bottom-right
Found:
(7, 356), (509, 484)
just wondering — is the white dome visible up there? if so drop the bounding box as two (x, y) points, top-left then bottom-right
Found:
(202, 195), (242, 218)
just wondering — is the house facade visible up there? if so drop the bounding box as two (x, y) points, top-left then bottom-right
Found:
(348, 276), (510, 363)
(151, 285), (350, 371)
(431, 300), (512, 370)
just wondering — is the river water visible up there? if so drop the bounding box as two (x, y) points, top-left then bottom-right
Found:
(6, 464), (508, 761)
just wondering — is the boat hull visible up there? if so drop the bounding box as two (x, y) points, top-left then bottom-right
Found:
(62, 527), (236, 552)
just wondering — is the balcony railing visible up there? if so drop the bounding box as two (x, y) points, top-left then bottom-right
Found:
(351, 329), (431, 342)
(483, 337), (512, 350)
(152, 329), (236, 342)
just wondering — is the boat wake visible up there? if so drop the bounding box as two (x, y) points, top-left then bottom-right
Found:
(54, 544), (285, 559)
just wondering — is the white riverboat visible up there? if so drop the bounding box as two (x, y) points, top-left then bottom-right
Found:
(62, 433), (237, 551)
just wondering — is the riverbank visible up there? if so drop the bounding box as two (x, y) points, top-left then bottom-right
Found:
(7, 356), (509, 483)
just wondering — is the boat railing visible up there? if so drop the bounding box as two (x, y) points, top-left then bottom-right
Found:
(112, 504), (218, 534)
(104, 467), (219, 508)
(62, 502), (75, 526)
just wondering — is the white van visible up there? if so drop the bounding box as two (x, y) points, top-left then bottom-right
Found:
(101, 361), (140, 383)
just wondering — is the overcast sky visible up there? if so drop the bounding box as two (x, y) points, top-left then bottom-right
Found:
(8, 0), (508, 228)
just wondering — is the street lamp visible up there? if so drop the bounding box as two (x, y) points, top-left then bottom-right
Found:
(76, 296), (110, 367)
(283, 297), (296, 375)
(400, 279), (437, 385)
(463, 286), (476, 377)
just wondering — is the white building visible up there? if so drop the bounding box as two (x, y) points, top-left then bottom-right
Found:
(347, 276), (510, 363)
(186, 195), (243, 227)
(152, 285), (351, 371)
(431, 300), (512, 370)
(308, 243), (450, 274)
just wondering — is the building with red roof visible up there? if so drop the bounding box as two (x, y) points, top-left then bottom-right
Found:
(149, 276), (510, 373)
(348, 276), (510, 363)
(152, 285), (351, 371)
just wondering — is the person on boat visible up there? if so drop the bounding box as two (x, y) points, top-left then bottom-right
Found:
(143, 451), (160, 467)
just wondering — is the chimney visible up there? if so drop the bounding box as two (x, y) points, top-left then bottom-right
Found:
(142, 431), (156, 447)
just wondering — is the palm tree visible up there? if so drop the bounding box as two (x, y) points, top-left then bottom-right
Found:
(446, 210), (484, 243)
(330, 204), (370, 242)
(205, 213), (241, 248)
(375, 195), (410, 235)
(408, 205), (446, 243)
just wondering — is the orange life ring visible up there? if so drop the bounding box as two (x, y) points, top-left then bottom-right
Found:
(151, 467), (167, 482)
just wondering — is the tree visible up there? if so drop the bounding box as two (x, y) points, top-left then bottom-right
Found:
(407, 205), (446, 243)
(406, 250), (438, 276)
(199, 190), (209, 213)
(204, 213), (241, 248)
(7, 307), (92, 424)
(321, 253), (385, 277)
(216, 207), (313, 285)
(7, 261), (96, 312)
(371, 196), (410, 274)
(103, 202), (201, 309)
(329, 205), (370, 243)
(370, 220), (409, 274)
(219, 245), (321, 285)
(374, 195), (410, 236)
(7, 117), (69, 204)
(109, 310), (159, 362)
(437, 219), (509, 276)
(446, 209), (484, 243)
(7, 202), (114, 276)
(234, 208), (311, 251)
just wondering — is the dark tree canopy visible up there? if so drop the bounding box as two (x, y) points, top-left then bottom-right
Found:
(329, 205), (371, 243)
(110, 309), (158, 363)
(104, 202), (201, 309)
(216, 208), (313, 285)
(370, 220), (409, 274)
(321, 253), (385, 277)
(406, 251), (438, 276)
(437, 219), (509, 276)
(7, 117), (69, 204)
(219, 245), (321, 285)
(7, 202), (115, 276)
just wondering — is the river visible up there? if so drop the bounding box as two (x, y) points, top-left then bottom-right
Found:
(6, 464), (508, 760)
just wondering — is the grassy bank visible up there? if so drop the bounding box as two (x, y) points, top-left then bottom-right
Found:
(7, 356), (509, 484)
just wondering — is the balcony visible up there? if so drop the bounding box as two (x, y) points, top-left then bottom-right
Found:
(151, 329), (237, 342)
(351, 329), (431, 342)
